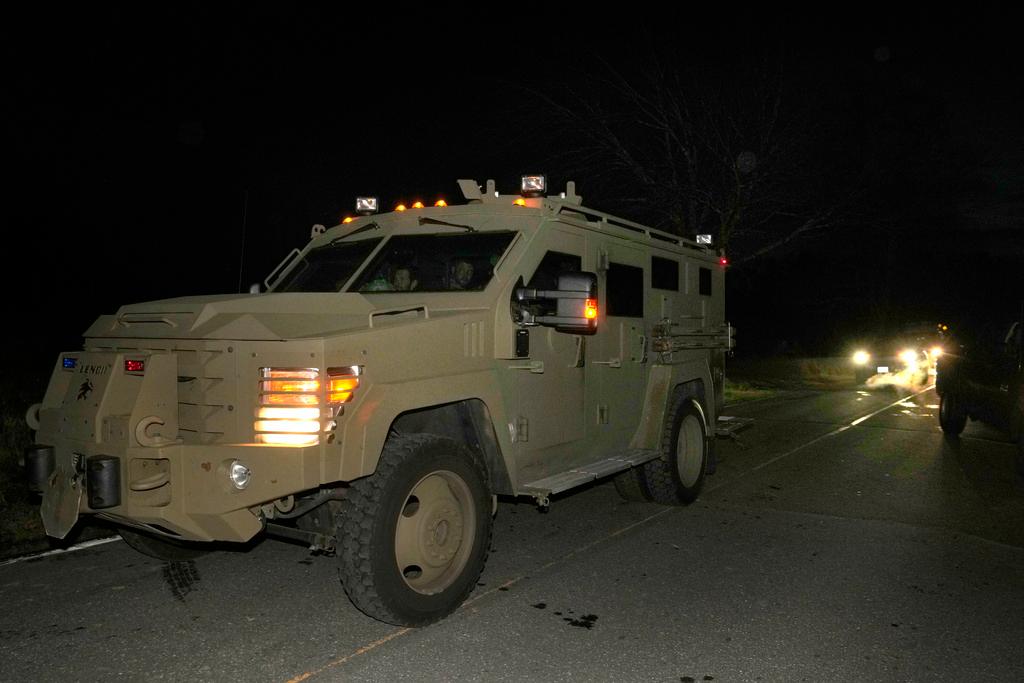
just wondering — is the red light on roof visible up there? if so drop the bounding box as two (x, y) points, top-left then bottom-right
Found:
(412, 201), (424, 209)
(435, 199), (447, 207)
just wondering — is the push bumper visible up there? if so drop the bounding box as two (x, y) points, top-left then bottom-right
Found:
(27, 439), (322, 543)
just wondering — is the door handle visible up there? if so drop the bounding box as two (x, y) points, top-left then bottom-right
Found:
(593, 358), (622, 368)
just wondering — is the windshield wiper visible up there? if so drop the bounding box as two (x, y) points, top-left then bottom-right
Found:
(418, 216), (477, 233)
(331, 222), (380, 244)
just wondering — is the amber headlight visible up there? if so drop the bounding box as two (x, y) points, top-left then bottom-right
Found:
(255, 367), (361, 446)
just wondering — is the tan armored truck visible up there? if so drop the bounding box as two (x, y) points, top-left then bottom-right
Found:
(25, 175), (733, 626)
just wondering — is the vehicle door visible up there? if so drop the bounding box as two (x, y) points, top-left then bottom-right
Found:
(586, 236), (647, 452)
(510, 228), (588, 482)
(992, 321), (1022, 428)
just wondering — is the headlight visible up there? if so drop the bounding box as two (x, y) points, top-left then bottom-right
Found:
(929, 346), (943, 358)
(255, 366), (362, 446)
(229, 460), (251, 490)
(852, 350), (870, 365)
(899, 349), (918, 365)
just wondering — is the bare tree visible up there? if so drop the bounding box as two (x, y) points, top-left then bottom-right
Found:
(530, 54), (852, 266)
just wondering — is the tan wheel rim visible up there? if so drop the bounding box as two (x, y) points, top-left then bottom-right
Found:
(394, 470), (476, 595)
(676, 414), (704, 487)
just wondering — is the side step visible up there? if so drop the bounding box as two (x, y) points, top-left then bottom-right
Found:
(716, 415), (754, 438)
(518, 449), (660, 505)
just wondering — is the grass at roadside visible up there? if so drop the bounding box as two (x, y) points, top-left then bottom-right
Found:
(1, 370), (50, 553)
(724, 379), (777, 405)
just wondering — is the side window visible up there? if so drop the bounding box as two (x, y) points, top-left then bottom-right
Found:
(652, 256), (679, 291)
(699, 267), (712, 296)
(527, 251), (582, 290)
(607, 262), (644, 317)
(517, 250), (582, 319)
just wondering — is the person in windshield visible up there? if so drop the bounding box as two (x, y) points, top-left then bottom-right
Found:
(391, 267), (417, 291)
(451, 260), (474, 289)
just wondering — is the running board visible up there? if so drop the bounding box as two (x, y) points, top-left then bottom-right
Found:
(518, 449), (660, 506)
(716, 415), (754, 438)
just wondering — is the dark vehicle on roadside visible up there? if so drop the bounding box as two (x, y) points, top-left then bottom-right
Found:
(936, 310), (1024, 474)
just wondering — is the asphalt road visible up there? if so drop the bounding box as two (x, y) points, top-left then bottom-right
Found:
(2, 385), (1023, 682)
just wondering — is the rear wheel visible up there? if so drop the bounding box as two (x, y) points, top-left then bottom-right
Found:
(337, 434), (492, 626)
(119, 528), (209, 562)
(612, 468), (651, 502)
(641, 396), (708, 506)
(939, 391), (967, 437)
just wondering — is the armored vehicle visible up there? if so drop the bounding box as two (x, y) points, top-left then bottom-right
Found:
(25, 176), (733, 626)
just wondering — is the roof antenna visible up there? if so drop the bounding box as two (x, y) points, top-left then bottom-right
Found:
(236, 189), (249, 293)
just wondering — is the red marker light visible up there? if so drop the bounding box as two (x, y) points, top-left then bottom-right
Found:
(719, 257), (729, 266)
(125, 359), (145, 373)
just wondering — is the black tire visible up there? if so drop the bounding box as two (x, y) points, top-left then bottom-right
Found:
(1016, 434), (1024, 478)
(119, 527), (209, 562)
(939, 391), (967, 437)
(1014, 411), (1024, 477)
(641, 396), (708, 506)
(337, 433), (492, 627)
(612, 468), (651, 502)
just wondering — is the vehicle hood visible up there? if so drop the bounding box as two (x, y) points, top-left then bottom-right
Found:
(83, 293), (479, 341)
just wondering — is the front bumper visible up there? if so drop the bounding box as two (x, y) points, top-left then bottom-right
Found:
(28, 439), (322, 543)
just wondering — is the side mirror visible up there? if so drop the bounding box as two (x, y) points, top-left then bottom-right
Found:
(515, 271), (598, 335)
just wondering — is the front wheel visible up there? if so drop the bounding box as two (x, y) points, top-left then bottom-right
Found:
(336, 434), (492, 626)
(641, 397), (708, 506)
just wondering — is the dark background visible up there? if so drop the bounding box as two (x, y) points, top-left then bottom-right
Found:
(4, 7), (1022, 370)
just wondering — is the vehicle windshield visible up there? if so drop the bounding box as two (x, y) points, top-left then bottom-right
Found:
(275, 238), (383, 292)
(349, 232), (517, 293)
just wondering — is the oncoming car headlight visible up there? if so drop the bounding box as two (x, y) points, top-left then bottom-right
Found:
(852, 350), (870, 366)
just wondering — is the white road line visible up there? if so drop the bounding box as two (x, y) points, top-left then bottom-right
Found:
(707, 384), (935, 490)
(0, 536), (121, 568)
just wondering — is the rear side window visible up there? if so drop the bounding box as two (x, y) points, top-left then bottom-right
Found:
(607, 262), (644, 317)
(699, 267), (712, 296)
(652, 256), (679, 291)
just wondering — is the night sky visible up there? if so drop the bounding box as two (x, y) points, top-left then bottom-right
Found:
(5, 8), (1022, 368)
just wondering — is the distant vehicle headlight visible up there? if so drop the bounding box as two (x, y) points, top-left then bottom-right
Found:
(852, 350), (870, 365)
(929, 346), (943, 358)
(899, 349), (918, 365)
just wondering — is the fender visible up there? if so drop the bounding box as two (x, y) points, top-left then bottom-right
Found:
(335, 370), (515, 485)
(630, 358), (713, 450)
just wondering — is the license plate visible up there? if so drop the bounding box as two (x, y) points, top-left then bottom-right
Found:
(877, 366), (889, 374)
